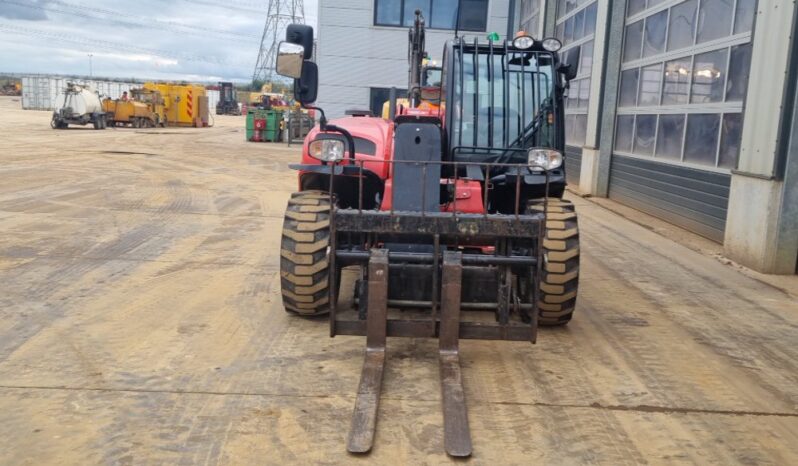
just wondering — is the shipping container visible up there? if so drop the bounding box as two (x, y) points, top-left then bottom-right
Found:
(21, 75), (138, 111)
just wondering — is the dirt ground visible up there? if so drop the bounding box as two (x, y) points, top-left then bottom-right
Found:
(1, 96), (797, 465)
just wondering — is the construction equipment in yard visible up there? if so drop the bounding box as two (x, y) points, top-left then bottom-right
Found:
(380, 10), (443, 118)
(103, 88), (166, 128)
(276, 23), (580, 456)
(285, 109), (314, 145)
(246, 108), (283, 142)
(0, 80), (21, 96)
(216, 81), (241, 115)
(143, 82), (209, 127)
(51, 82), (107, 129)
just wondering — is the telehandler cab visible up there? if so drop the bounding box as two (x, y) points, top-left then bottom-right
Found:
(276, 21), (580, 456)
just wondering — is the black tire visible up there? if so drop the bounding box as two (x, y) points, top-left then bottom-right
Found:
(280, 191), (333, 316)
(528, 199), (579, 326)
(93, 117), (100, 130)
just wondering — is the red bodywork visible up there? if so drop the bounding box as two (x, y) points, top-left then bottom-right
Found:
(299, 114), (484, 214)
(381, 179), (483, 214)
(302, 115), (394, 180)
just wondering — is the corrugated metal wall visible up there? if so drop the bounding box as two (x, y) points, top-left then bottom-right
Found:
(20, 76), (221, 112)
(316, 0), (511, 118)
(608, 155), (731, 242)
(564, 145), (582, 186)
(21, 76), (139, 111)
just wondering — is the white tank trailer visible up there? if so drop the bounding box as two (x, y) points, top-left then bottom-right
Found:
(51, 83), (108, 129)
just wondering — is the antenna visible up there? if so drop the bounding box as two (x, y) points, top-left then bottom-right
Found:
(252, 0), (306, 83)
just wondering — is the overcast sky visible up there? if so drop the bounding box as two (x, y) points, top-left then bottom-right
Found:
(0, 0), (318, 82)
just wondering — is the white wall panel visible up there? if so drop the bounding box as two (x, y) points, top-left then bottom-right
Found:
(320, 6), (373, 26)
(317, 0), (511, 117)
(318, 84), (370, 104)
(207, 89), (220, 112)
(322, 0), (370, 10)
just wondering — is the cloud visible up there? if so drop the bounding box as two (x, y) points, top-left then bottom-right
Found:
(0, 0), (319, 82)
(0, 0), (51, 21)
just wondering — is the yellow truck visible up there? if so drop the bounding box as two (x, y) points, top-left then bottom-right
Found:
(143, 83), (208, 127)
(103, 88), (166, 128)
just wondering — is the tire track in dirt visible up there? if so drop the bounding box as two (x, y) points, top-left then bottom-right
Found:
(580, 210), (798, 410)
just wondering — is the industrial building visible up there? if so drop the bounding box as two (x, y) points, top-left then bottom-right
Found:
(315, 0), (515, 117)
(315, 0), (797, 274)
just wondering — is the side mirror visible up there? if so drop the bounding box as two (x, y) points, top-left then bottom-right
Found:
(279, 24), (318, 106)
(294, 61), (319, 105)
(558, 63), (578, 82)
(276, 42), (305, 79)
(558, 47), (581, 82)
(286, 24), (314, 59)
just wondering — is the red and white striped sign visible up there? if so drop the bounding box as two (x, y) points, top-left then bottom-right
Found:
(186, 89), (193, 118)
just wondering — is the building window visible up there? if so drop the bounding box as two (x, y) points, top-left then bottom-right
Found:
(614, 0), (756, 170)
(520, 0), (542, 38)
(373, 0), (488, 31)
(555, 0), (599, 147)
(369, 87), (408, 117)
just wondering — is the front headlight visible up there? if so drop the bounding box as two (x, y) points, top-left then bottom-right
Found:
(309, 139), (345, 162)
(512, 35), (535, 50)
(528, 149), (563, 170)
(541, 37), (562, 52)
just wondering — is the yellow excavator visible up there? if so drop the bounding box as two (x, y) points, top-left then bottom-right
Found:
(381, 10), (443, 118)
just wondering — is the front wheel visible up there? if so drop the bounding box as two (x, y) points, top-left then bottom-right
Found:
(527, 199), (580, 326)
(280, 191), (334, 316)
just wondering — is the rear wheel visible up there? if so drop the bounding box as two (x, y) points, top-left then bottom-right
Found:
(280, 191), (333, 316)
(528, 199), (579, 326)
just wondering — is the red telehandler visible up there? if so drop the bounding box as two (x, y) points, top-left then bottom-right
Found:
(276, 19), (580, 456)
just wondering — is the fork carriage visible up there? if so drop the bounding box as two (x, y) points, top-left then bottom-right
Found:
(319, 159), (548, 456)
(330, 206), (546, 342)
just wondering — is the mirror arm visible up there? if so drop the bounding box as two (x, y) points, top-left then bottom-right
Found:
(301, 103), (326, 129)
(325, 124), (356, 161)
(298, 102), (354, 160)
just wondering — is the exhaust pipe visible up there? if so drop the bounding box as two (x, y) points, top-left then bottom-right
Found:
(388, 87), (396, 120)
